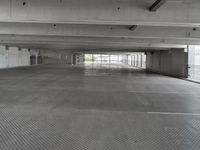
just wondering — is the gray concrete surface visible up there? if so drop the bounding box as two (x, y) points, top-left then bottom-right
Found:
(1, 1), (200, 51)
(0, 64), (200, 150)
(146, 49), (188, 78)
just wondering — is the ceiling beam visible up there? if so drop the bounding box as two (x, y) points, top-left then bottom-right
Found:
(0, 0), (200, 27)
(149, 0), (168, 12)
(0, 23), (199, 40)
(0, 34), (193, 46)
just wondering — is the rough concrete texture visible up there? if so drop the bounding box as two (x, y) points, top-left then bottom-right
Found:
(0, 64), (200, 150)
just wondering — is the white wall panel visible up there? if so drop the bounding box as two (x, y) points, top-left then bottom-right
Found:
(0, 46), (30, 68)
(20, 48), (30, 66)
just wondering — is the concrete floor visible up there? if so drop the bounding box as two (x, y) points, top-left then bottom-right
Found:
(0, 64), (200, 150)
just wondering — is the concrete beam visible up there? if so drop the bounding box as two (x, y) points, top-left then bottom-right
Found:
(149, 0), (168, 12)
(0, 0), (200, 27)
(0, 23), (199, 40)
(0, 35), (188, 49)
(3, 43), (185, 52)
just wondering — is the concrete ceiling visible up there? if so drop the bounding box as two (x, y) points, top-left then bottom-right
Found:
(0, 0), (200, 52)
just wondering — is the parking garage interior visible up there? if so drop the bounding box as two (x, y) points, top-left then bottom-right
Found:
(0, 0), (200, 149)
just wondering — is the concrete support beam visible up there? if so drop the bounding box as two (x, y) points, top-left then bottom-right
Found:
(0, 0), (200, 27)
(0, 23), (199, 41)
(149, 0), (168, 12)
(0, 34), (195, 46)
(35, 53), (38, 65)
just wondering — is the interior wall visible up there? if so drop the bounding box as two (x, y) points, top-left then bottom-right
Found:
(40, 50), (73, 65)
(0, 46), (30, 68)
(146, 49), (188, 78)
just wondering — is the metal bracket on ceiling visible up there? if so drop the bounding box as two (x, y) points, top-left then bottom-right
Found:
(149, 0), (168, 12)
(129, 25), (138, 31)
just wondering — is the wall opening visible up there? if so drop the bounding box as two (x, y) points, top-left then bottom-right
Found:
(84, 53), (146, 69)
(188, 45), (200, 82)
(84, 54), (122, 64)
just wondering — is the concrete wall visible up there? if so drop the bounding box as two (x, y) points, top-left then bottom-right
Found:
(40, 50), (73, 65)
(146, 49), (188, 78)
(0, 46), (30, 68)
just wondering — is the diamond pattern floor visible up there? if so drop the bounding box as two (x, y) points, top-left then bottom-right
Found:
(0, 64), (200, 150)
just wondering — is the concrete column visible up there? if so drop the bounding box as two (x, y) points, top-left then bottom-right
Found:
(131, 56), (133, 66)
(92, 54), (94, 64)
(71, 54), (73, 65)
(35, 54), (38, 65)
(118, 55), (119, 63)
(5, 47), (9, 68)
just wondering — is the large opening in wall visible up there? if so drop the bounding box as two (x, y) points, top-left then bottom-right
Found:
(84, 53), (146, 69)
(84, 54), (122, 64)
(188, 46), (200, 82)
